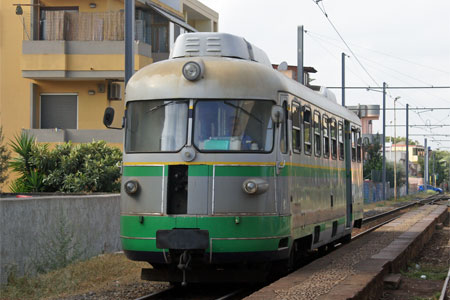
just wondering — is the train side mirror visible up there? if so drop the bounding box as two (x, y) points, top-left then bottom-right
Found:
(103, 107), (115, 127)
(271, 105), (285, 125)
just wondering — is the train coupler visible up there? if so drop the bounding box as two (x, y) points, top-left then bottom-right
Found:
(177, 250), (192, 286)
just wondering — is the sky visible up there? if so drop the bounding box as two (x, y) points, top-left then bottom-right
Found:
(198, 0), (450, 150)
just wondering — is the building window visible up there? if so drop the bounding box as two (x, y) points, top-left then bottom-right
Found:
(323, 115), (330, 158)
(40, 94), (77, 129)
(331, 118), (337, 160)
(303, 106), (312, 155)
(338, 121), (344, 160)
(314, 111), (321, 157)
(292, 101), (301, 153)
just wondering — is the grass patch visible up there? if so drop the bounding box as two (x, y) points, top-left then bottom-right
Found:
(0, 253), (150, 300)
(363, 191), (434, 211)
(413, 292), (441, 300)
(402, 263), (448, 281)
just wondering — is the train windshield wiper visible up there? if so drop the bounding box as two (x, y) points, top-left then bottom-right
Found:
(224, 101), (262, 124)
(148, 100), (186, 113)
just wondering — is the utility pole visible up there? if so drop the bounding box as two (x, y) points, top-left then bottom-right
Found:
(125, 0), (135, 86)
(424, 139), (428, 190)
(297, 26), (304, 85)
(433, 151), (436, 186)
(342, 53), (346, 106)
(382, 82), (387, 200)
(393, 97), (400, 200)
(406, 104), (409, 194)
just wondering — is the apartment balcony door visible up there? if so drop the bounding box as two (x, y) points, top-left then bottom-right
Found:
(40, 94), (77, 129)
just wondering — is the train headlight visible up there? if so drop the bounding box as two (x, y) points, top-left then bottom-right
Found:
(242, 178), (269, 195)
(244, 181), (257, 194)
(124, 180), (139, 195)
(182, 61), (203, 81)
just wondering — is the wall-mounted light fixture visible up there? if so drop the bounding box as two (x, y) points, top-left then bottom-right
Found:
(15, 5), (23, 15)
(89, 3), (97, 8)
(88, 90), (96, 95)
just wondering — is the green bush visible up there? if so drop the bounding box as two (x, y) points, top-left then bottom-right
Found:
(9, 132), (122, 193)
(0, 126), (11, 191)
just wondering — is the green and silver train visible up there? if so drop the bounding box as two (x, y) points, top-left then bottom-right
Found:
(104, 32), (363, 284)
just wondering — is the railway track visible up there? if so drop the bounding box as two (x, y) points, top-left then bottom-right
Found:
(133, 193), (449, 300)
(134, 284), (253, 300)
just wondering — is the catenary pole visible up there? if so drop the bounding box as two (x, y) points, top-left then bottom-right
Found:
(424, 138), (428, 189)
(125, 0), (135, 86)
(342, 53), (345, 106)
(382, 82), (386, 200)
(406, 104), (409, 194)
(297, 26), (304, 85)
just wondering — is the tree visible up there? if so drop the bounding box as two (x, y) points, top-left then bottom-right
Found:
(385, 136), (418, 145)
(419, 150), (450, 186)
(0, 127), (11, 191)
(363, 134), (382, 180)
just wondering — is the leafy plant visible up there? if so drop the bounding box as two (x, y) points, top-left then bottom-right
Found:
(0, 126), (11, 191)
(9, 132), (122, 193)
(9, 132), (43, 193)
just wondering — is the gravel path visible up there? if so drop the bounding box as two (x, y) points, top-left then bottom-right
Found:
(273, 205), (436, 300)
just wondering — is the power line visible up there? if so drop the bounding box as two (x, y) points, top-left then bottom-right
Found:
(386, 125), (450, 127)
(312, 0), (379, 86)
(305, 30), (450, 75)
(327, 86), (450, 89)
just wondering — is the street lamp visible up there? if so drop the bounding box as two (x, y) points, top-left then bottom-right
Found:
(394, 96), (400, 200)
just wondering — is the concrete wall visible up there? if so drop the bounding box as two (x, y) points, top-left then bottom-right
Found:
(0, 194), (120, 284)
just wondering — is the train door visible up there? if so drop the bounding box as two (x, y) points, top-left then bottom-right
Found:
(275, 94), (290, 215)
(344, 120), (352, 228)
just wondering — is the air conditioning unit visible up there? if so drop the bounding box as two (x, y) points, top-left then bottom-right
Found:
(108, 82), (122, 100)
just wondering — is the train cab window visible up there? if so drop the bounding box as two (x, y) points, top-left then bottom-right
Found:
(322, 115), (330, 158)
(125, 100), (188, 152)
(331, 118), (337, 160)
(338, 121), (344, 160)
(193, 100), (274, 152)
(351, 126), (357, 162)
(280, 102), (288, 154)
(357, 129), (362, 162)
(292, 102), (301, 153)
(314, 111), (321, 157)
(303, 106), (312, 155)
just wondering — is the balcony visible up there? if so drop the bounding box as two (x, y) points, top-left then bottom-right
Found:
(21, 10), (157, 79)
(22, 40), (152, 79)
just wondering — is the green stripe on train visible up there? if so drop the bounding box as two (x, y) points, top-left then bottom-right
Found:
(123, 165), (344, 177)
(120, 215), (291, 252)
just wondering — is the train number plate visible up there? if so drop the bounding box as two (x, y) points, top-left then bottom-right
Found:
(156, 229), (209, 250)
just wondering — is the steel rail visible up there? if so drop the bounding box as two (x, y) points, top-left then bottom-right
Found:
(134, 286), (174, 300)
(439, 267), (450, 300)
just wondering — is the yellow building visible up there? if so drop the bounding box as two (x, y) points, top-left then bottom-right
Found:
(0, 0), (217, 188)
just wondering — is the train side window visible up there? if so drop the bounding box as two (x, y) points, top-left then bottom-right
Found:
(303, 106), (312, 155)
(338, 121), (344, 160)
(351, 126), (357, 162)
(314, 111), (321, 157)
(280, 102), (288, 154)
(357, 128), (362, 162)
(331, 118), (337, 160)
(323, 115), (330, 159)
(292, 102), (301, 153)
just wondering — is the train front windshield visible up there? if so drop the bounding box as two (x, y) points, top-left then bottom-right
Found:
(125, 100), (273, 153)
(193, 100), (273, 152)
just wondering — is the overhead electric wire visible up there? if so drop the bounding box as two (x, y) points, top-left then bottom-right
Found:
(306, 30), (450, 75)
(312, 0), (380, 86)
